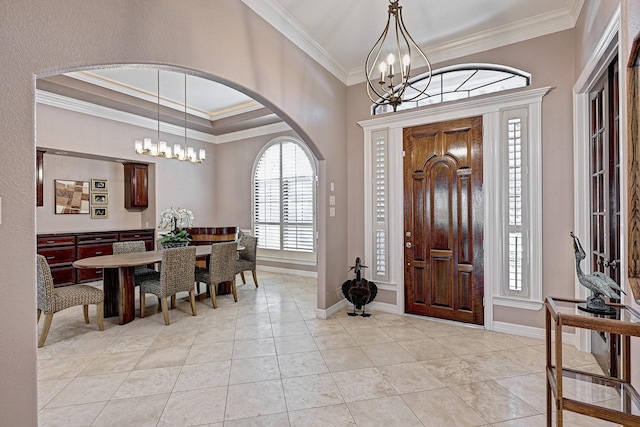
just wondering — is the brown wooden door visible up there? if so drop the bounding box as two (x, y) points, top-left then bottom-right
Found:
(403, 116), (484, 324)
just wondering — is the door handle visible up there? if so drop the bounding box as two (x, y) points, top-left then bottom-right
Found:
(405, 242), (412, 248)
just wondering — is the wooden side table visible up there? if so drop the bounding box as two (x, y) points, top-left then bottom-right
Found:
(545, 296), (640, 426)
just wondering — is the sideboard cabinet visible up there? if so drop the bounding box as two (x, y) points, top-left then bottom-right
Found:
(37, 229), (155, 286)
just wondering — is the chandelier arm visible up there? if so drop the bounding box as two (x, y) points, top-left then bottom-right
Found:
(396, 7), (432, 103)
(365, 8), (394, 103)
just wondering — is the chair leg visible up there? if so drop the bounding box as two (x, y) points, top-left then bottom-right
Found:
(96, 302), (104, 331)
(171, 294), (176, 309)
(83, 305), (90, 324)
(209, 283), (218, 309)
(38, 313), (54, 348)
(140, 291), (146, 318)
(160, 297), (170, 325)
(231, 278), (238, 302)
(37, 309), (41, 323)
(240, 271), (246, 284)
(252, 269), (259, 287)
(188, 290), (197, 316)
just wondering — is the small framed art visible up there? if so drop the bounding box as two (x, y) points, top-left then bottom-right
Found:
(91, 206), (108, 219)
(91, 179), (108, 192)
(91, 192), (108, 205)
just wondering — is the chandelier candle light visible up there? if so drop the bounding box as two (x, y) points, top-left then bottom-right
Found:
(134, 70), (205, 163)
(365, 0), (432, 112)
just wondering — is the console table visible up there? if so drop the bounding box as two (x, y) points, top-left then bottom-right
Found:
(545, 296), (640, 426)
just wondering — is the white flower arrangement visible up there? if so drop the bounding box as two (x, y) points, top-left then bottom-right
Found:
(158, 207), (194, 245)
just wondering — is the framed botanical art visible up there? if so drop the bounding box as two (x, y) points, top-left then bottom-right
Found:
(91, 179), (108, 192)
(54, 180), (90, 214)
(91, 192), (108, 205)
(91, 206), (108, 218)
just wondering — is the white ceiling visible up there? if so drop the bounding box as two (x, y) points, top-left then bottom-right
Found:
(56, 0), (584, 130)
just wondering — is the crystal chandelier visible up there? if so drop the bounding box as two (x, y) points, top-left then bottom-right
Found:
(135, 70), (205, 163)
(365, 0), (432, 112)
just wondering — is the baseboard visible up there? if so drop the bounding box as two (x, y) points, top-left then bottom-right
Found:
(493, 320), (575, 345)
(256, 265), (318, 278)
(316, 299), (348, 319)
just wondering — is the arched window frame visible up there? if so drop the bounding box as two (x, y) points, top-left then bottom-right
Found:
(251, 136), (317, 264)
(372, 63), (531, 115)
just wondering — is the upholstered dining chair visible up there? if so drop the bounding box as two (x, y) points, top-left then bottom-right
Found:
(112, 240), (160, 285)
(235, 235), (258, 287)
(195, 241), (238, 309)
(36, 254), (104, 348)
(139, 246), (197, 325)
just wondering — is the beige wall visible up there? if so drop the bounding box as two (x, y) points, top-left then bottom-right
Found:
(0, 0), (347, 423)
(347, 29), (577, 329)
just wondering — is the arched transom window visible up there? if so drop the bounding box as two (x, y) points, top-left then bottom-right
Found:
(373, 63), (531, 115)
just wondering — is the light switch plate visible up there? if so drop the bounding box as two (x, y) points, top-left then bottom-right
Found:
(330, 182), (334, 192)
(329, 195), (335, 206)
(329, 207), (335, 217)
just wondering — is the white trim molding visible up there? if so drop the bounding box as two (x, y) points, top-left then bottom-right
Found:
(359, 86), (550, 331)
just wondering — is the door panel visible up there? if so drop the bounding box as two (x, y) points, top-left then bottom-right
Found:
(404, 116), (484, 324)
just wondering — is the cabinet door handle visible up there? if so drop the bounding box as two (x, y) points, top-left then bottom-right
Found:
(95, 237), (102, 241)
(46, 256), (55, 260)
(46, 240), (55, 244)
(95, 270), (102, 275)
(134, 234), (140, 238)
(95, 251), (102, 255)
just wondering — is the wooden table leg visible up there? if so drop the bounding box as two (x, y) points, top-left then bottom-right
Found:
(118, 267), (136, 324)
(103, 268), (119, 318)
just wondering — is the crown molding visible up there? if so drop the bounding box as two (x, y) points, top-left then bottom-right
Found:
(242, 0), (584, 87)
(347, 4), (582, 85)
(36, 90), (291, 144)
(240, 0), (349, 83)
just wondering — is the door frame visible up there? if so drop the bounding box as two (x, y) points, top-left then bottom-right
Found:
(360, 86), (550, 331)
(573, 6), (623, 352)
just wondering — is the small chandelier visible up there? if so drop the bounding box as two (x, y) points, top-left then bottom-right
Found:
(365, 0), (432, 112)
(135, 70), (205, 163)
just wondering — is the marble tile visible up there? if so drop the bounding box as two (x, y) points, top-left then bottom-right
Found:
(288, 404), (356, 427)
(433, 335), (493, 356)
(321, 347), (374, 372)
(79, 350), (146, 376)
(491, 414), (547, 427)
(225, 380), (287, 420)
(498, 346), (546, 373)
(397, 338), (455, 361)
(230, 356), (281, 384)
(347, 328), (394, 346)
(113, 366), (181, 399)
(468, 331), (529, 351)
(332, 367), (397, 403)
(269, 310), (304, 323)
(133, 345), (190, 370)
(347, 396), (423, 427)
(51, 336), (118, 358)
(275, 334), (318, 354)
(91, 393), (169, 427)
(185, 342), (234, 364)
(360, 342), (417, 366)
(193, 326), (236, 345)
(496, 374), (548, 413)
(173, 360), (231, 391)
(149, 328), (198, 348)
(460, 352), (531, 380)
(281, 373), (344, 411)
(234, 323), (274, 340)
(380, 325), (427, 341)
(37, 377), (73, 409)
(38, 401), (105, 427)
(157, 386), (228, 426)
(401, 388), (487, 427)
(305, 318), (346, 334)
(278, 351), (329, 378)
(420, 356), (491, 386)
(104, 334), (157, 353)
(46, 372), (128, 408)
(38, 354), (98, 380)
(449, 380), (539, 423)
(272, 320), (310, 337)
(377, 362), (445, 394)
(223, 413), (290, 427)
(232, 338), (277, 359)
(312, 332), (357, 350)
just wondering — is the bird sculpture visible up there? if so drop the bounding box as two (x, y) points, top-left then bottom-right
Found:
(341, 257), (377, 317)
(570, 232), (625, 311)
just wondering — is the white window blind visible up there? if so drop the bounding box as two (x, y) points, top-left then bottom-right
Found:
(372, 130), (388, 281)
(504, 109), (529, 297)
(253, 139), (316, 255)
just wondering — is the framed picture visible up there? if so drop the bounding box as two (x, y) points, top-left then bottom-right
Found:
(55, 180), (90, 214)
(91, 192), (108, 205)
(91, 179), (108, 192)
(91, 206), (109, 219)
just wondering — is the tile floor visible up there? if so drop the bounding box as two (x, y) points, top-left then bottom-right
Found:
(37, 272), (621, 426)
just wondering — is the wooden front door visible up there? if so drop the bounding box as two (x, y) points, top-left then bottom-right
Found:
(403, 116), (484, 324)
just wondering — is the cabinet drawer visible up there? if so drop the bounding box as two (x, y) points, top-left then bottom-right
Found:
(120, 230), (154, 241)
(37, 235), (76, 247)
(77, 243), (113, 259)
(77, 268), (104, 283)
(51, 266), (76, 287)
(77, 233), (118, 245)
(37, 247), (76, 267)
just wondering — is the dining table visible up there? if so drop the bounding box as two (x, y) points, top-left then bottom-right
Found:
(73, 245), (214, 325)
